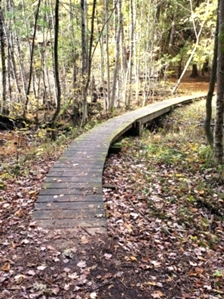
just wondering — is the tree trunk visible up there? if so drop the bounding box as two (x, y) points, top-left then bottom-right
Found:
(190, 64), (199, 77)
(51, 0), (61, 140)
(214, 0), (224, 164)
(80, 0), (88, 125)
(204, 10), (218, 147)
(81, 0), (97, 126)
(0, 8), (7, 114)
(110, 0), (121, 111)
(23, 0), (41, 117)
(104, 0), (110, 111)
(172, 0), (209, 94)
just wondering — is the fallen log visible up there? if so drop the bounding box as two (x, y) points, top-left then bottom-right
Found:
(0, 115), (15, 130)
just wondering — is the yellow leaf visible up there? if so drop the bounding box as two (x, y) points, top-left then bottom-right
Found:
(130, 256), (137, 261)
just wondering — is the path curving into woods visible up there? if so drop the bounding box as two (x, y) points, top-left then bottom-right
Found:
(33, 94), (206, 234)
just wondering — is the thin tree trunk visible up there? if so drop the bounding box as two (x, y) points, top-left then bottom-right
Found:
(23, 0), (41, 117)
(47, 0), (57, 107)
(204, 11), (218, 147)
(0, 7), (7, 114)
(4, 0), (22, 105)
(50, 0), (61, 140)
(10, 0), (27, 103)
(125, 0), (134, 108)
(81, 0), (97, 126)
(104, 0), (110, 111)
(172, 0), (210, 94)
(80, 0), (88, 125)
(110, 0), (121, 111)
(214, 0), (224, 164)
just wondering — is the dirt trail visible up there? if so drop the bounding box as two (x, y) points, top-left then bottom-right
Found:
(174, 76), (211, 95)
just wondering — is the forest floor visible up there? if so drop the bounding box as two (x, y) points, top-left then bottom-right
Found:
(1, 77), (224, 299)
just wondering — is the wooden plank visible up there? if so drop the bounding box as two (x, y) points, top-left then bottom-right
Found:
(37, 194), (103, 202)
(33, 208), (105, 219)
(42, 182), (102, 190)
(44, 176), (102, 183)
(35, 201), (104, 210)
(47, 170), (102, 177)
(52, 163), (103, 170)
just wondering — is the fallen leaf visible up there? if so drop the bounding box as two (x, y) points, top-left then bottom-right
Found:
(63, 248), (75, 259)
(104, 253), (112, 260)
(90, 292), (97, 299)
(77, 260), (86, 268)
(1, 262), (10, 271)
(130, 256), (138, 261)
(33, 282), (47, 291)
(81, 236), (89, 244)
(14, 274), (26, 284)
(130, 212), (139, 220)
(37, 264), (47, 271)
(27, 269), (36, 276)
(189, 261), (197, 267)
(151, 290), (165, 298)
(150, 260), (161, 267)
(68, 272), (79, 279)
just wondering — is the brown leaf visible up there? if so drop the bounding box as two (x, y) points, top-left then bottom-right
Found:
(1, 262), (10, 271)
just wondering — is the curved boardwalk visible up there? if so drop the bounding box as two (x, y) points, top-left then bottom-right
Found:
(33, 94), (205, 234)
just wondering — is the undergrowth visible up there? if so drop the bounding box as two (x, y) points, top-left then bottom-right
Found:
(103, 99), (224, 298)
(120, 99), (224, 229)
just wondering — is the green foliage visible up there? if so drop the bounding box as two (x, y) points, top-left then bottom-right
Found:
(146, 143), (186, 165)
(198, 145), (213, 160)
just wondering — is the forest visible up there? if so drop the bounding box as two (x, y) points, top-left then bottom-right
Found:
(0, 0), (217, 122)
(0, 1), (224, 298)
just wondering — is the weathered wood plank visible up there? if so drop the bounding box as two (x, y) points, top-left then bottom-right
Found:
(47, 170), (102, 177)
(37, 194), (103, 202)
(33, 208), (105, 219)
(35, 201), (104, 210)
(44, 176), (102, 183)
(52, 163), (103, 170)
(42, 182), (102, 190)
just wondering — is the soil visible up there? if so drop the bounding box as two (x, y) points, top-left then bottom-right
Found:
(173, 76), (211, 95)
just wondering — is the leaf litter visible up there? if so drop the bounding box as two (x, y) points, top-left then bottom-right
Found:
(0, 100), (223, 298)
(102, 100), (224, 298)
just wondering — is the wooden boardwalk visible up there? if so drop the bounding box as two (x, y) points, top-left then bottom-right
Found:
(33, 95), (205, 234)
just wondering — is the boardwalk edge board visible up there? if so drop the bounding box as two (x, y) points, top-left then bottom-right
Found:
(33, 94), (206, 233)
